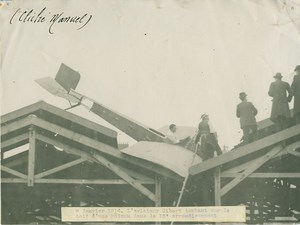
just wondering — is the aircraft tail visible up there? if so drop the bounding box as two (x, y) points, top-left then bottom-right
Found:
(55, 63), (81, 92)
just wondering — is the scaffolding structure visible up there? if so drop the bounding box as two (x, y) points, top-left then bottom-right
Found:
(1, 101), (300, 224)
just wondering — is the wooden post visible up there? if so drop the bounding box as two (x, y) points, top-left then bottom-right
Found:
(155, 176), (162, 225)
(155, 176), (162, 207)
(214, 167), (221, 206)
(28, 126), (36, 186)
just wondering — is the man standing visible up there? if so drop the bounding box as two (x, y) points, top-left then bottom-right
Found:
(291, 65), (300, 124)
(268, 73), (293, 131)
(194, 114), (222, 161)
(236, 92), (258, 144)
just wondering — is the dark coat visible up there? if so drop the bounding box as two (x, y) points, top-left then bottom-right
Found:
(268, 80), (293, 121)
(195, 120), (222, 160)
(291, 74), (300, 115)
(236, 101), (258, 128)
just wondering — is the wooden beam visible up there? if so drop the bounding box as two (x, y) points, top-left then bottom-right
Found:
(117, 166), (155, 183)
(1, 178), (27, 183)
(0, 101), (44, 124)
(42, 103), (117, 138)
(287, 150), (300, 157)
(222, 141), (300, 174)
(189, 124), (300, 176)
(32, 117), (123, 157)
(34, 158), (87, 179)
(221, 173), (300, 178)
(34, 179), (154, 184)
(1, 165), (27, 179)
(35, 133), (156, 185)
(35, 133), (156, 182)
(155, 176), (162, 207)
(3, 155), (28, 168)
(221, 145), (283, 197)
(222, 158), (261, 174)
(36, 133), (155, 181)
(1, 178), (153, 184)
(28, 126), (36, 186)
(35, 132), (181, 181)
(214, 167), (221, 206)
(1, 115), (35, 135)
(1, 133), (29, 149)
(92, 153), (156, 202)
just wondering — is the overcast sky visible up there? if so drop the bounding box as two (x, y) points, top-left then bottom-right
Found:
(1, 0), (300, 149)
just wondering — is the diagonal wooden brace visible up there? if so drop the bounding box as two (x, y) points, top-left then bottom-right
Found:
(35, 158), (87, 179)
(221, 145), (283, 196)
(35, 133), (155, 183)
(92, 153), (156, 202)
(1, 165), (27, 179)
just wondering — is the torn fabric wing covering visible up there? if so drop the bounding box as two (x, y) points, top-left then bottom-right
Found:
(121, 141), (202, 177)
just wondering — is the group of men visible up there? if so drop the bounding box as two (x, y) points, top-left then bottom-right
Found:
(238, 65), (300, 145)
(165, 65), (300, 161)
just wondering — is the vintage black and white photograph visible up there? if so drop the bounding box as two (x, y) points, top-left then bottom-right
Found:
(1, 0), (300, 224)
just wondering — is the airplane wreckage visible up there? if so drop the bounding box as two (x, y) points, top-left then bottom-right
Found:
(1, 63), (300, 224)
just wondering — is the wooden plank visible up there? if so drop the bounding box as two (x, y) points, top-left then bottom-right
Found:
(117, 166), (155, 183)
(35, 133), (156, 184)
(1, 165), (27, 179)
(92, 153), (156, 202)
(1, 101), (44, 124)
(43, 103), (117, 138)
(34, 128), (181, 181)
(0, 101), (117, 138)
(35, 133), (152, 181)
(221, 173), (300, 178)
(155, 176), (162, 207)
(32, 117), (121, 156)
(2, 155), (28, 168)
(1, 178), (27, 183)
(34, 158), (87, 179)
(1, 115), (35, 135)
(1, 178), (153, 184)
(1, 133), (29, 149)
(221, 145), (284, 197)
(189, 124), (300, 176)
(256, 109), (293, 130)
(222, 158), (259, 174)
(288, 150), (300, 157)
(34, 179), (154, 184)
(214, 167), (221, 206)
(223, 142), (300, 174)
(28, 126), (36, 186)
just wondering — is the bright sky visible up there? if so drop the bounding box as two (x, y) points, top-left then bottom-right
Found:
(1, 0), (300, 149)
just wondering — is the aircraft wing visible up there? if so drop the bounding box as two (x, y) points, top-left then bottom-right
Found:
(121, 141), (202, 177)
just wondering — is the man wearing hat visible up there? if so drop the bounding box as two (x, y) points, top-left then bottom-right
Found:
(292, 65), (300, 124)
(194, 114), (222, 160)
(236, 92), (258, 144)
(268, 72), (293, 131)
